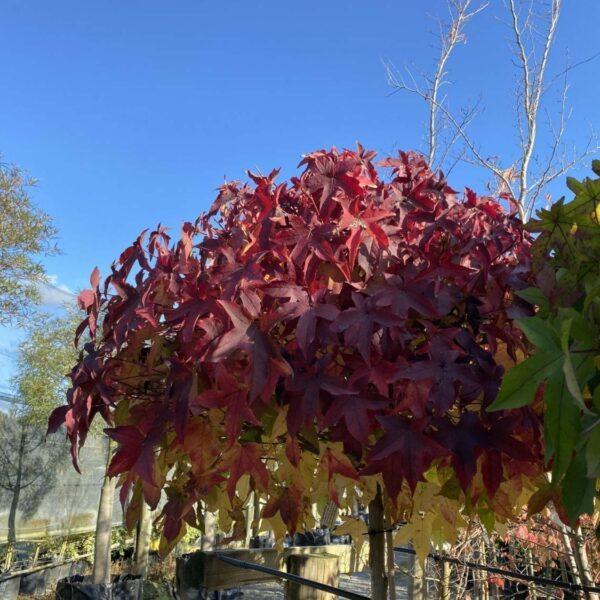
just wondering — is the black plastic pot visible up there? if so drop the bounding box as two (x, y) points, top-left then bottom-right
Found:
(19, 558), (91, 596)
(0, 574), (21, 600)
(20, 562), (71, 595)
(55, 574), (143, 600)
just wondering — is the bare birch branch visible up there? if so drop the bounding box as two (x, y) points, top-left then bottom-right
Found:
(386, 0), (600, 222)
(384, 0), (487, 172)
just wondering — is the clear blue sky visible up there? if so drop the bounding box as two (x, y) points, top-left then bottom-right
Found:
(1, 0), (599, 391)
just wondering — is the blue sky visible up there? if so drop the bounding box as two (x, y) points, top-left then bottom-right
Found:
(1, 0), (599, 392)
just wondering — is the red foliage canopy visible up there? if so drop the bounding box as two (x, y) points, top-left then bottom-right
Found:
(51, 146), (543, 544)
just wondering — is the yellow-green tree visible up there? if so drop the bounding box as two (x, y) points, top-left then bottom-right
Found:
(0, 160), (57, 325)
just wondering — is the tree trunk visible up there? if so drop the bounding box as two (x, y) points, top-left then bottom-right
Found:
(572, 527), (599, 600)
(7, 427), (25, 545)
(526, 548), (537, 600)
(252, 491), (261, 538)
(487, 538), (500, 600)
(479, 541), (489, 600)
(369, 484), (388, 600)
(409, 553), (425, 600)
(201, 506), (216, 551)
(133, 501), (152, 577)
(92, 438), (116, 585)
(439, 560), (451, 600)
(384, 507), (396, 600)
(559, 523), (583, 592)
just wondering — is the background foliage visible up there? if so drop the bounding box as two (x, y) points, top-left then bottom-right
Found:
(490, 161), (600, 524)
(0, 162), (57, 325)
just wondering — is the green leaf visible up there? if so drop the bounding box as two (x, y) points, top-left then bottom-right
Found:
(594, 385), (600, 412)
(560, 319), (582, 404)
(515, 287), (549, 313)
(544, 375), (581, 480)
(583, 278), (600, 313)
(560, 318), (595, 414)
(477, 507), (495, 534)
(557, 307), (597, 347)
(592, 159), (600, 176)
(585, 423), (600, 478)
(488, 349), (562, 411)
(566, 176), (584, 194)
(561, 452), (595, 523)
(517, 316), (560, 351)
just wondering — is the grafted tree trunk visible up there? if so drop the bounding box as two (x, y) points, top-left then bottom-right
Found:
(92, 439), (116, 585)
(369, 484), (388, 600)
(133, 500), (152, 577)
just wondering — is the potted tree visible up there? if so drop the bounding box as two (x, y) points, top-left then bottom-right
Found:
(51, 146), (550, 599)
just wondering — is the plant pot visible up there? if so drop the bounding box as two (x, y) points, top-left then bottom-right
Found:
(20, 562), (72, 595)
(0, 574), (21, 600)
(55, 574), (143, 600)
(176, 552), (245, 600)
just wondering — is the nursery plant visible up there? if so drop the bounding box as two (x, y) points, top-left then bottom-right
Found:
(50, 146), (551, 596)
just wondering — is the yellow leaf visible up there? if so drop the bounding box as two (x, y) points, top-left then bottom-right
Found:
(236, 474), (250, 501)
(264, 512), (287, 550)
(334, 517), (368, 558)
(266, 409), (288, 442)
(394, 512), (435, 566)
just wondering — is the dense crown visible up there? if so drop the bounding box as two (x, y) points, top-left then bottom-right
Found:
(51, 146), (543, 549)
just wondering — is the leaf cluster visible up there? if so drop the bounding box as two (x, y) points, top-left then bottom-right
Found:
(50, 146), (545, 552)
(491, 161), (600, 523)
(12, 310), (83, 428)
(0, 161), (58, 326)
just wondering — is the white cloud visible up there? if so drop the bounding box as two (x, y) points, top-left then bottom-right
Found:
(38, 275), (76, 307)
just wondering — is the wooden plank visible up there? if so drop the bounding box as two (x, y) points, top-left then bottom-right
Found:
(286, 553), (339, 600)
(177, 543), (370, 593)
(177, 548), (283, 592)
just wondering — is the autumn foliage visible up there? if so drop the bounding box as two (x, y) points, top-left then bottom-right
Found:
(50, 146), (545, 552)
